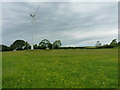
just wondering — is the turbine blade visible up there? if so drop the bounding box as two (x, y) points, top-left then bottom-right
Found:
(34, 5), (40, 15)
(26, 8), (32, 15)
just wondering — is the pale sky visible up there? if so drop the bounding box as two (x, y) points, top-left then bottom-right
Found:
(1, 2), (118, 47)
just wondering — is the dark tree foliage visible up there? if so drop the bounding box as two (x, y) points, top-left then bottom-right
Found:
(52, 40), (62, 49)
(118, 42), (120, 46)
(24, 41), (31, 49)
(33, 44), (38, 49)
(109, 39), (118, 47)
(2, 38), (119, 51)
(48, 43), (52, 49)
(39, 39), (52, 49)
(96, 39), (118, 49)
(10, 40), (31, 50)
(38, 45), (46, 49)
(10, 40), (25, 50)
(0, 45), (10, 51)
(96, 44), (113, 49)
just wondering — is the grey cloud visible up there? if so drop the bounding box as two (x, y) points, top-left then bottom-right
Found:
(2, 2), (118, 46)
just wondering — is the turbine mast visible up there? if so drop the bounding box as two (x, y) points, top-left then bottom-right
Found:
(30, 6), (40, 50)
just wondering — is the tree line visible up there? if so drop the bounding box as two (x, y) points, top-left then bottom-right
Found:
(60, 39), (120, 49)
(95, 39), (119, 49)
(0, 39), (61, 51)
(0, 38), (120, 51)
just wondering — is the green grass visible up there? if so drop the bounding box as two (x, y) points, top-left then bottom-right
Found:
(2, 49), (118, 88)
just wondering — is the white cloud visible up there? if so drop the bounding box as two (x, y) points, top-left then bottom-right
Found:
(2, 2), (118, 46)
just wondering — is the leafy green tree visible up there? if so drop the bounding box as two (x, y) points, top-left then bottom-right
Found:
(39, 39), (51, 49)
(33, 44), (38, 49)
(48, 43), (52, 49)
(109, 39), (118, 47)
(24, 41), (31, 49)
(0, 45), (1, 51)
(118, 42), (120, 46)
(102, 44), (113, 48)
(10, 40), (26, 50)
(52, 40), (62, 49)
(0, 45), (10, 51)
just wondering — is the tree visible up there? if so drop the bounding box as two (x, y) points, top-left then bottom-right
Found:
(118, 42), (120, 46)
(0, 45), (10, 51)
(39, 39), (51, 49)
(33, 44), (38, 49)
(109, 39), (118, 47)
(96, 41), (102, 47)
(24, 41), (31, 49)
(10, 40), (27, 50)
(52, 40), (62, 49)
(47, 43), (52, 49)
(102, 44), (113, 48)
(0, 45), (1, 51)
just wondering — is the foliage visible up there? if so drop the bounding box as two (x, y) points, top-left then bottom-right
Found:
(52, 40), (62, 49)
(10, 40), (31, 50)
(10, 40), (26, 50)
(33, 44), (38, 49)
(1, 38), (120, 51)
(96, 39), (119, 49)
(39, 39), (51, 49)
(109, 39), (118, 47)
(0, 45), (10, 51)
(96, 44), (113, 49)
(118, 42), (120, 47)
(24, 42), (31, 49)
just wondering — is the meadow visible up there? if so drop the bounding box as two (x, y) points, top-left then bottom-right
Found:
(2, 49), (118, 88)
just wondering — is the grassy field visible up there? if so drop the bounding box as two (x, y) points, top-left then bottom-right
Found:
(2, 49), (118, 88)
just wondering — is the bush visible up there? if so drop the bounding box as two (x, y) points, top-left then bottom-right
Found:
(0, 45), (10, 51)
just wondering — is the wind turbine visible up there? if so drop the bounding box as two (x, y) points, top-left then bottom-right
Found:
(29, 6), (40, 49)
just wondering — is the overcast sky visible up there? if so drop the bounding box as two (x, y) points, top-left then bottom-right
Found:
(2, 2), (118, 47)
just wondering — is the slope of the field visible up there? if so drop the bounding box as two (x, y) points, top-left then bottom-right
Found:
(2, 49), (118, 88)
